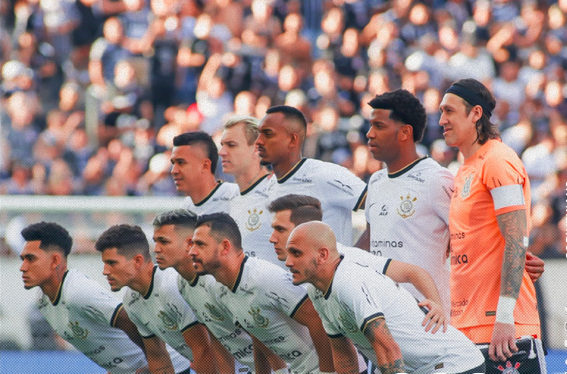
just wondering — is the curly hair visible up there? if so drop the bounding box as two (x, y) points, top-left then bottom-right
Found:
(367, 89), (427, 142)
(21, 222), (73, 257)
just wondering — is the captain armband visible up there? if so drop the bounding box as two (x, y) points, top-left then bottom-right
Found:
(490, 184), (525, 211)
(495, 296), (516, 325)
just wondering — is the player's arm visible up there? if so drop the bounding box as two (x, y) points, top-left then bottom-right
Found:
(113, 305), (146, 353)
(291, 297), (335, 372)
(181, 323), (217, 374)
(525, 251), (544, 282)
(362, 316), (405, 374)
(354, 224), (370, 251)
(329, 335), (359, 374)
(206, 330), (235, 374)
(250, 333), (287, 374)
(384, 260), (447, 333)
(142, 336), (176, 374)
(490, 208), (528, 362)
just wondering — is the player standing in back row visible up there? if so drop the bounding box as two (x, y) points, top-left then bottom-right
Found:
(440, 78), (542, 367)
(256, 105), (367, 246)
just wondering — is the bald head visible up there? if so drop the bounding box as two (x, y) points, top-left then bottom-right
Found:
(286, 221), (340, 287)
(288, 222), (339, 258)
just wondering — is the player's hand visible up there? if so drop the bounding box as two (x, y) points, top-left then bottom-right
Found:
(488, 322), (518, 361)
(419, 299), (447, 333)
(525, 252), (544, 282)
(135, 366), (151, 374)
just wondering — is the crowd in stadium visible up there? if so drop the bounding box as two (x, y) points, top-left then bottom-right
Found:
(0, 0), (565, 259)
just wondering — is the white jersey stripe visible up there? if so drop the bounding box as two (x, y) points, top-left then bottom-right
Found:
(490, 184), (525, 210)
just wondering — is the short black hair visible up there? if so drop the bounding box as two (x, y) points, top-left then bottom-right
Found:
(153, 209), (198, 230)
(195, 212), (242, 250)
(367, 89), (427, 142)
(267, 194), (323, 225)
(95, 224), (151, 260)
(21, 222), (73, 257)
(173, 131), (219, 174)
(266, 105), (307, 130)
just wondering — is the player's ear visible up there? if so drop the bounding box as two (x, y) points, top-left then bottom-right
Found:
(399, 124), (413, 141)
(202, 158), (212, 174)
(221, 238), (231, 254)
(318, 246), (329, 263)
(51, 251), (63, 270)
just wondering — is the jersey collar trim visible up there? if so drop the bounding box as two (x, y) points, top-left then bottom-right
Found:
(143, 266), (158, 299)
(241, 174), (270, 196)
(231, 256), (249, 293)
(52, 270), (69, 306)
(387, 156), (428, 179)
(189, 274), (199, 287)
(195, 182), (223, 206)
(277, 158), (307, 184)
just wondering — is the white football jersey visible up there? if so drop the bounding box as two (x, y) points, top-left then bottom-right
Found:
(308, 258), (484, 373)
(266, 158), (367, 245)
(183, 182), (239, 215)
(122, 267), (196, 371)
(229, 175), (285, 269)
(366, 157), (452, 315)
(177, 273), (254, 369)
(36, 269), (147, 374)
(215, 256), (320, 374)
(337, 243), (390, 274)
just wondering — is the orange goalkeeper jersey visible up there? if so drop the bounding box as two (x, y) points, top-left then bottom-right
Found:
(449, 139), (540, 331)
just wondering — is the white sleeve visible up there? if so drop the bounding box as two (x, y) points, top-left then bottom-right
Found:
(335, 266), (386, 332)
(68, 281), (123, 327)
(261, 266), (309, 318)
(320, 164), (367, 212)
(162, 271), (200, 331)
(430, 169), (454, 226)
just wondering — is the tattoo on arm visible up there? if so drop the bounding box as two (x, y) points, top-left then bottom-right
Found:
(364, 318), (405, 374)
(379, 359), (405, 374)
(497, 210), (528, 299)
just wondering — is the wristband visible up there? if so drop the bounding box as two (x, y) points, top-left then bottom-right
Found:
(495, 296), (516, 324)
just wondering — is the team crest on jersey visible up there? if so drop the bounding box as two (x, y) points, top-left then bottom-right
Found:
(205, 303), (225, 322)
(338, 313), (358, 333)
(461, 173), (474, 199)
(497, 361), (521, 374)
(68, 321), (89, 339)
(248, 307), (269, 328)
(245, 208), (263, 232)
(397, 194), (417, 218)
(158, 311), (178, 330)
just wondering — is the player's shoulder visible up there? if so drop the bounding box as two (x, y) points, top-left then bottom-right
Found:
(479, 139), (521, 164)
(367, 168), (388, 187)
(219, 181), (240, 195)
(245, 257), (290, 285)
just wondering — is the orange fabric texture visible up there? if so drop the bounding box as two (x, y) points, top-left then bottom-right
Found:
(449, 140), (540, 336)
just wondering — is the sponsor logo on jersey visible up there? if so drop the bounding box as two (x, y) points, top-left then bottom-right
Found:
(397, 194), (417, 218)
(128, 291), (141, 306)
(327, 180), (355, 196)
(370, 173), (385, 185)
(378, 204), (388, 216)
(205, 303), (225, 322)
(158, 310), (178, 330)
(232, 343), (254, 360)
(245, 208), (263, 232)
(498, 361), (521, 374)
(68, 320), (89, 340)
(338, 313), (358, 333)
(450, 252), (469, 265)
(407, 171), (425, 183)
(370, 239), (403, 249)
(461, 173), (474, 199)
(248, 307), (270, 328)
(292, 176), (313, 184)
